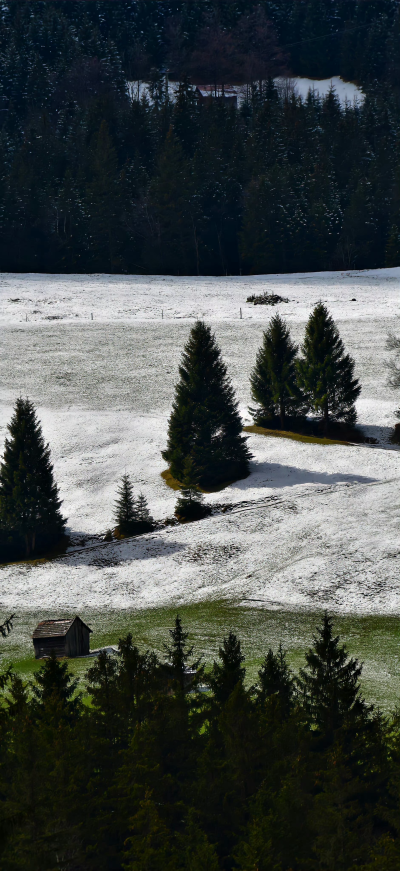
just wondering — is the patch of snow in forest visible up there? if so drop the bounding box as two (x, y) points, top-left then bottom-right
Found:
(126, 76), (364, 107)
(0, 268), (399, 614)
(277, 76), (365, 105)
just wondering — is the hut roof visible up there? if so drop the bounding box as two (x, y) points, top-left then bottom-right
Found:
(32, 617), (92, 639)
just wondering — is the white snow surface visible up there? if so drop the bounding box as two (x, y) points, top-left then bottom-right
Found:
(127, 76), (364, 107)
(0, 267), (400, 614)
(279, 75), (365, 105)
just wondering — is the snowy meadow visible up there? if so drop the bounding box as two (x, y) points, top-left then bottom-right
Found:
(1, 268), (400, 702)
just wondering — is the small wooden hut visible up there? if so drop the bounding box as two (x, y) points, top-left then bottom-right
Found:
(32, 616), (92, 659)
(194, 85), (238, 107)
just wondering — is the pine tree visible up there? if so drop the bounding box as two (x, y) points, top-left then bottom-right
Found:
(163, 321), (251, 488)
(163, 615), (202, 694)
(386, 223), (400, 267)
(114, 474), (138, 537)
(256, 644), (295, 716)
(123, 793), (177, 871)
(297, 302), (361, 431)
(298, 613), (368, 737)
(32, 652), (81, 721)
(250, 315), (304, 428)
(180, 810), (219, 871)
(0, 397), (66, 557)
(135, 492), (154, 528)
(85, 120), (122, 272)
(209, 632), (246, 707)
(175, 456), (209, 522)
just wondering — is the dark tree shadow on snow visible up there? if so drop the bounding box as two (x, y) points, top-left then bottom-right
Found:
(233, 461), (377, 491)
(58, 534), (186, 568)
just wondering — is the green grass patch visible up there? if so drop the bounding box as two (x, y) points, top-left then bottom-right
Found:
(244, 424), (350, 447)
(3, 603), (400, 711)
(161, 468), (246, 494)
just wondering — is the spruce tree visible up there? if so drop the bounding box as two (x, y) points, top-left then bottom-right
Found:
(256, 644), (295, 715)
(162, 321), (251, 488)
(163, 615), (203, 694)
(0, 398), (66, 557)
(175, 457), (209, 521)
(250, 314), (304, 428)
(298, 613), (368, 737)
(209, 632), (246, 706)
(135, 493), (154, 528)
(114, 474), (138, 536)
(297, 302), (361, 430)
(32, 653), (81, 720)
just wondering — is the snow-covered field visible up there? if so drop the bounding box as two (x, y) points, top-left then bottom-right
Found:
(1, 268), (400, 621)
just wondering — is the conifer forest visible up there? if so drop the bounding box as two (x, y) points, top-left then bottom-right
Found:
(2, 612), (400, 871)
(1, 0), (400, 275)
(3, 2), (400, 869)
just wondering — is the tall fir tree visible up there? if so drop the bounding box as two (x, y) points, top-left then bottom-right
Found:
(298, 613), (368, 738)
(209, 632), (246, 707)
(0, 398), (66, 557)
(162, 321), (251, 488)
(114, 474), (138, 536)
(297, 302), (361, 430)
(163, 615), (202, 695)
(250, 314), (304, 428)
(256, 644), (295, 716)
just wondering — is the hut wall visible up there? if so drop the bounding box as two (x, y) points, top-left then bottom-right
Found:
(65, 619), (90, 657)
(33, 637), (66, 659)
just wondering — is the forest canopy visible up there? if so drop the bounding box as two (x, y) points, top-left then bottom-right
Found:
(0, 0), (399, 274)
(2, 613), (400, 870)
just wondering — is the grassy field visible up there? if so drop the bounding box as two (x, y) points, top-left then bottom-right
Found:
(3, 603), (400, 712)
(243, 424), (351, 446)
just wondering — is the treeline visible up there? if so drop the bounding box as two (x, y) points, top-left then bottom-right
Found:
(0, 1), (400, 275)
(1, 613), (400, 869)
(1, 77), (399, 275)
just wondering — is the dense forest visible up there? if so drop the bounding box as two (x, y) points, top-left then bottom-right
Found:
(2, 613), (400, 870)
(0, 1), (400, 275)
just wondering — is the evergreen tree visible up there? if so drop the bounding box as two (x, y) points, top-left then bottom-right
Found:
(0, 397), (66, 556)
(386, 223), (400, 267)
(85, 119), (123, 272)
(146, 128), (198, 274)
(256, 644), (295, 716)
(180, 810), (220, 871)
(297, 303), (361, 430)
(114, 474), (138, 536)
(163, 321), (251, 488)
(250, 314), (304, 428)
(32, 652), (81, 721)
(175, 456), (210, 522)
(209, 632), (246, 707)
(135, 492), (154, 528)
(298, 613), (368, 738)
(163, 615), (202, 694)
(123, 793), (177, 871)
(116, 633), (158, 730)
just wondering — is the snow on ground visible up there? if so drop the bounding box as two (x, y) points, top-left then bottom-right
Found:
(0, 268), (400, 614)
(277, 75), (365, 105)
(127, 76), (364, 107)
